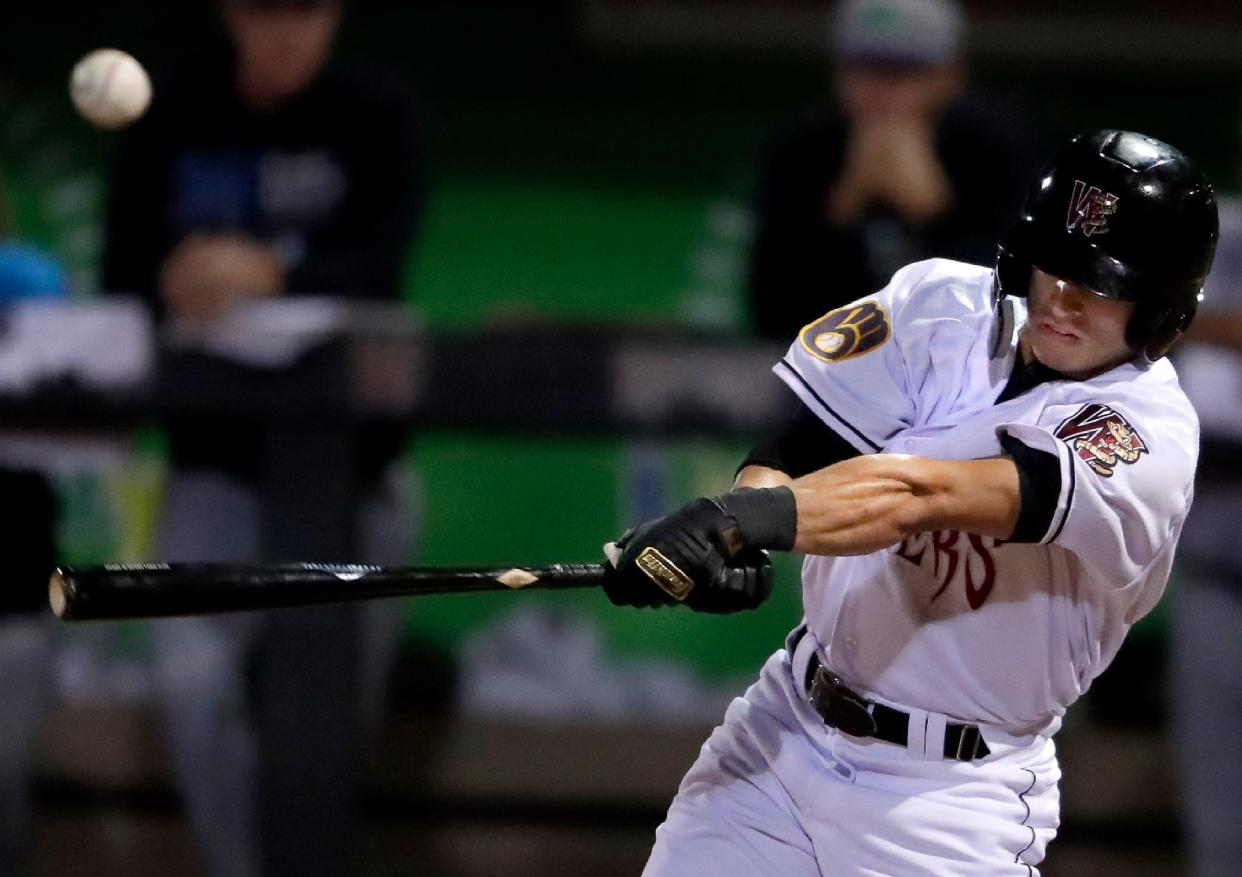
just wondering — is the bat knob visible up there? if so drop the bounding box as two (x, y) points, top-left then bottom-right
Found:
(48, 570), (69, 619)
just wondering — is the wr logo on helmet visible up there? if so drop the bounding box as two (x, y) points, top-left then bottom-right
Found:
(1066, 180), (1119, 237)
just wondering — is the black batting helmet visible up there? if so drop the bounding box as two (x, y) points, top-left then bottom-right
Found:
(995, 129), (1218, 361)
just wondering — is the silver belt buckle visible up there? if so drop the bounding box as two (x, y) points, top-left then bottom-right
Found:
(954, 724), (984, 760)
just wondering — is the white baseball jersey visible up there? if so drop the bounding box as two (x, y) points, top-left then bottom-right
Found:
(775, 258), (1198, 736)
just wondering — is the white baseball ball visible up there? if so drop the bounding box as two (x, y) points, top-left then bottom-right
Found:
(69, 49), (152, 130)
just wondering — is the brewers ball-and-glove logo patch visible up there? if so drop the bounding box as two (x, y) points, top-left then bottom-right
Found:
(800, 300), (891, 363)
(1054, 403), (1147, 477)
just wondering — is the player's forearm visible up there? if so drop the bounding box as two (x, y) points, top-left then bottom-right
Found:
(787, 454), (1020, 556)
(735, 464), (794, 490)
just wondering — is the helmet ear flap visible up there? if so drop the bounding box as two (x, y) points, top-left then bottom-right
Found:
(991, 248), (1030, 358)
(1132, 301), (1197, 361)
(994, 247), (1031, 302)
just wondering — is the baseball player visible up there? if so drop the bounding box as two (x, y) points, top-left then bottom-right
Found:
(603, 129), (1218, 875)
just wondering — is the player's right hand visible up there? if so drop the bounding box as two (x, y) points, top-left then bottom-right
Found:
(601, 499), (774, 614)
(159, 233), (285, 324)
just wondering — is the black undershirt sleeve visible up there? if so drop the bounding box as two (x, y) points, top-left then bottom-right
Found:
(999, 433), (1062, 543)
(738, 386), (862, 478)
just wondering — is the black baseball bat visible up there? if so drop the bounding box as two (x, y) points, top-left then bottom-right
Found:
(50, 562), (608, 621)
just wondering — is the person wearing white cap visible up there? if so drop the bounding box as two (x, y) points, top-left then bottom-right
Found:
(748, 0), (1042, 340)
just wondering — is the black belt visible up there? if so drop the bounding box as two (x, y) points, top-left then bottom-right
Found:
(800, 640), (991, 762)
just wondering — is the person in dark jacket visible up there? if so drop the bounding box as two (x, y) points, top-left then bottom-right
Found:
(101, 2), (426, 874)
(748, 0), (1041, 339)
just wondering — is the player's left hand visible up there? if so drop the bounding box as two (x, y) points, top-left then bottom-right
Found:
(602, 497), (775, 614)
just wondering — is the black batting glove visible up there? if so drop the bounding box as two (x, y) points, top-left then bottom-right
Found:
(602, 487), (794, 613)
(685, 547), (774, 614)
(602, 498), (731, 609)
(602, 519), (774, 614)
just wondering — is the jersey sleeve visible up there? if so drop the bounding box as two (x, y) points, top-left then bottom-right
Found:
(997, 392), (1197, 590)
(772, 261), (941, 453)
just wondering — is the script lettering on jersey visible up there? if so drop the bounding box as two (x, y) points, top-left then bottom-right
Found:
(1066, 179), (1119, 237)
(895, 530), (998, 610)
(800, 300), (891, 363)
(1054, 403), (1147, 477)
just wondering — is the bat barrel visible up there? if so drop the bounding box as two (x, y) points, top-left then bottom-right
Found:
(50, 562), (608, 621)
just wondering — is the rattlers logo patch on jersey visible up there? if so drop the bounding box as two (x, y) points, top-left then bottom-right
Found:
(800, 300), (891, 363)
(1054, 403), (1147, 477)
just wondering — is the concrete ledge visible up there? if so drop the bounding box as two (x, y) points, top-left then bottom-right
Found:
(35, 702), (1179, 821)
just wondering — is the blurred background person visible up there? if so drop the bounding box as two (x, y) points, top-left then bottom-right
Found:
(1168, 131), (1242, 877)
(0, 468), (58, 876)
(0, 166), (66, 876)
(100, 1), (427, 875)
(747, 0), (1042, 339)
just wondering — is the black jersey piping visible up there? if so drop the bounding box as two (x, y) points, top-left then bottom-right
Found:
(777, 358), (882, 452)
(1014, 767), (1038, 871)
(1046, 444), (1076, 544)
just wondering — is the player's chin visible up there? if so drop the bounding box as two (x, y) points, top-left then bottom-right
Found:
(1030, 338), (1091, 375)
(1034, 341), (1128, 379)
